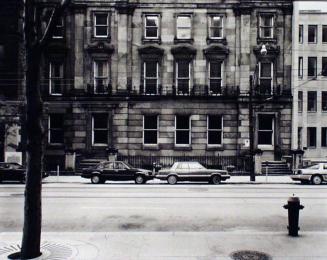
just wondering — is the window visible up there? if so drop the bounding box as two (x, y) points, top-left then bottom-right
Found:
(258, 114), (274, 146)
(94, 13), (109, 38)
(322, 92), (327, 111)
(259, 62), (273, 94)
(299, 25), (303, 43)
(143, 115), (158, 145)
(49, 61), (63, 95)
(176, 15), (191, 39)
(308, 91), (317, 112)
(298, 91), (303, 112)
(259, 15), (274, 38)
(323, 25), (327, 43)
(322, 57), (327, 76)
(322, 128), (327, 147)
(143, 61), (158, 94)
(175, 115), (190, 145)
(308, 57), (317, 78)
(209, 15), (223, 39)
(144, 15), (159, 39)
(307, 127), (316, 147)
(209, 61), (222, 95)
(48, 114), (64, 144)
(93, 60), (109, 93)
(298, 57), (303, 78)
(92, 114), (108, 145)
(207, 115), (223, 146)
(308, 25), (317, 43)
(176, 60), (190, 95)
(53, 18), (64, 38)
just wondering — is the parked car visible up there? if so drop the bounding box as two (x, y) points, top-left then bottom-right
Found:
(155, 161), (230, 185)
(0, 162), (48, 183)
(81, 161), (154, 184)
(291, 163), (327, 185)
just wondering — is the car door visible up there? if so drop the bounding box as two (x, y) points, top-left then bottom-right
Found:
(102, 162), (115, 180)
(188, 162), (207, 181)
(322, 163), (327, 181)
(176, 163), (190, 180)
(114, 162), (132, 181)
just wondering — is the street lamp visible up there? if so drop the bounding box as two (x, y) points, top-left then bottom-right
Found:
(249, 44), (267, 182)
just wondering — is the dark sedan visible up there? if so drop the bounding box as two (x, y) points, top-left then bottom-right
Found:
(81, 161), (154, 184)
(0, 162), (25, 183)
(155, 161), (231, 185)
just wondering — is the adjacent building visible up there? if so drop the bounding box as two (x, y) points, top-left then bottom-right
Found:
(292, 3), (327, 163)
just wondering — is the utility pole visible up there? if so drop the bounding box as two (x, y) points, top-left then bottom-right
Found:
(249, 75), (255, 182)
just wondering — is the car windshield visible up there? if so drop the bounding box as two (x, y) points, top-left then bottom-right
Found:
(307, 164), (319, 170)
(122, 162), (132, 169)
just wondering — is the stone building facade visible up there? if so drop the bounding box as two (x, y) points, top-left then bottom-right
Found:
(38, 0), (293, 170)
(292, 4), (327, 162)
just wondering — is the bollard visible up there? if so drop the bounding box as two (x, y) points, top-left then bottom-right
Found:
(283, 196), (304, 236)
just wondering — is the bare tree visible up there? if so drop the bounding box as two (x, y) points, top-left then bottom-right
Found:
(9, 0), (70, 259)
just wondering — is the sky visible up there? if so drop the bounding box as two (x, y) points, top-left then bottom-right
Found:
(298, 1), (327, 11)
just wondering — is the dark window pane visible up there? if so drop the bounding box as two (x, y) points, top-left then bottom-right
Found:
(96, 14), (108, 25)
(144, 130), (157, 144)
(258, 132), (272, 145)
(95, 27), (107, 36)
(260, 63), (271, 77)
(144, 116), (157, 129)
(145, 79), (157, 93)
(298, 91), (303, 112)
(176, 130), (189, 144)
(299, 25), (303, 43)
(308, 57), (317, 77)
(308, 25), (317, 43)
(145, 61), (157, 77)
(209, 80), (222, 94)
(262, 28), (271, 38)
(93, 114), (108, 128)
(50, 114), (63, 128)
(262, 16), (272, 26)
(212, 16), (222, 27)
(322, 57), (327, 76)
(322, 128), (327, 147)
(308, 91), (317, 112)
(259, 115), (273, 130)
(50, 130), (64, 143)
(176, 116), (189, 129)
(322, 92), (327, 111)
(259, 80), (272, 94)
(177, 79), (189, 93)
(307, 127), (316, 147)
(210, 62), (221, 78)
(208, 131), (221, 145)
(177, 61), (189, 77)
(94, 130), (108, 144)
(208, 115), (222, 129)
(323, 25), (327, 43)
(146, 28), (157, 38)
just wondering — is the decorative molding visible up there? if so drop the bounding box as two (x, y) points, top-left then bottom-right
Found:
(115, 2), (136, 15)
(171, 45), (196, 59)
(86, 42), (115, 54)
(203, 44), (229, 60)
(138, 45), (164, 58)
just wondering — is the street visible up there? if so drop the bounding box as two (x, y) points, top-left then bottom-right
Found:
(1, 179), (326, 232)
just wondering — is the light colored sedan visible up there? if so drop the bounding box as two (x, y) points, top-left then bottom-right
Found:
(155, 161), (230, 185)
(291, 163), (327, 185)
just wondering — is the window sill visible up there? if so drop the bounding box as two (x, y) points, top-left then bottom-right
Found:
(174, 145), (192, 151)
(142, 37), (161, 44)
(174, 38), (194, 44)
(257, 145), (274, 151)
(307, 111), (317, 113)
(206, 145), (224, 151)
(142, 144), (160, 150)
(206, 37), (227, 45)
(91, 36), (111, 42)
(257, 37), (277, 44)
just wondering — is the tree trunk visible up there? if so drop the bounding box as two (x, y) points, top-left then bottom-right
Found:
(21, 46), (44, 259)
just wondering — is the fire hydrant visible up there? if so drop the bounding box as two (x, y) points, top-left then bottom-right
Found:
(283, 196), (304, 236)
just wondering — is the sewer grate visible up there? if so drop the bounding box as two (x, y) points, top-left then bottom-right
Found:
(0, 242), (72, 259)
(230, 250), (272, 260)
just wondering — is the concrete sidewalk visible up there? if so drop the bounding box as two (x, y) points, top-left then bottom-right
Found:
(43, 175), (295, 185)
(1, 231), (326, 259)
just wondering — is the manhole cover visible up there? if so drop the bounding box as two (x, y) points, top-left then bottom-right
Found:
(230, 250), (272, 260)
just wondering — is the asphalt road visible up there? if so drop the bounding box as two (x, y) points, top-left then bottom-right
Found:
(0, 182), (326, 233)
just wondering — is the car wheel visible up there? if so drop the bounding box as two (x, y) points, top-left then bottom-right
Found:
(167, 175), (177, 185)
(211, 175), (221, 185)
(311, 175), (322, 185)
(135, 175), (145, 184)
(91, 175), (101, 184)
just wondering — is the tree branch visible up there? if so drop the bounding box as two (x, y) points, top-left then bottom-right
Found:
(38, 0), (71, 48)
